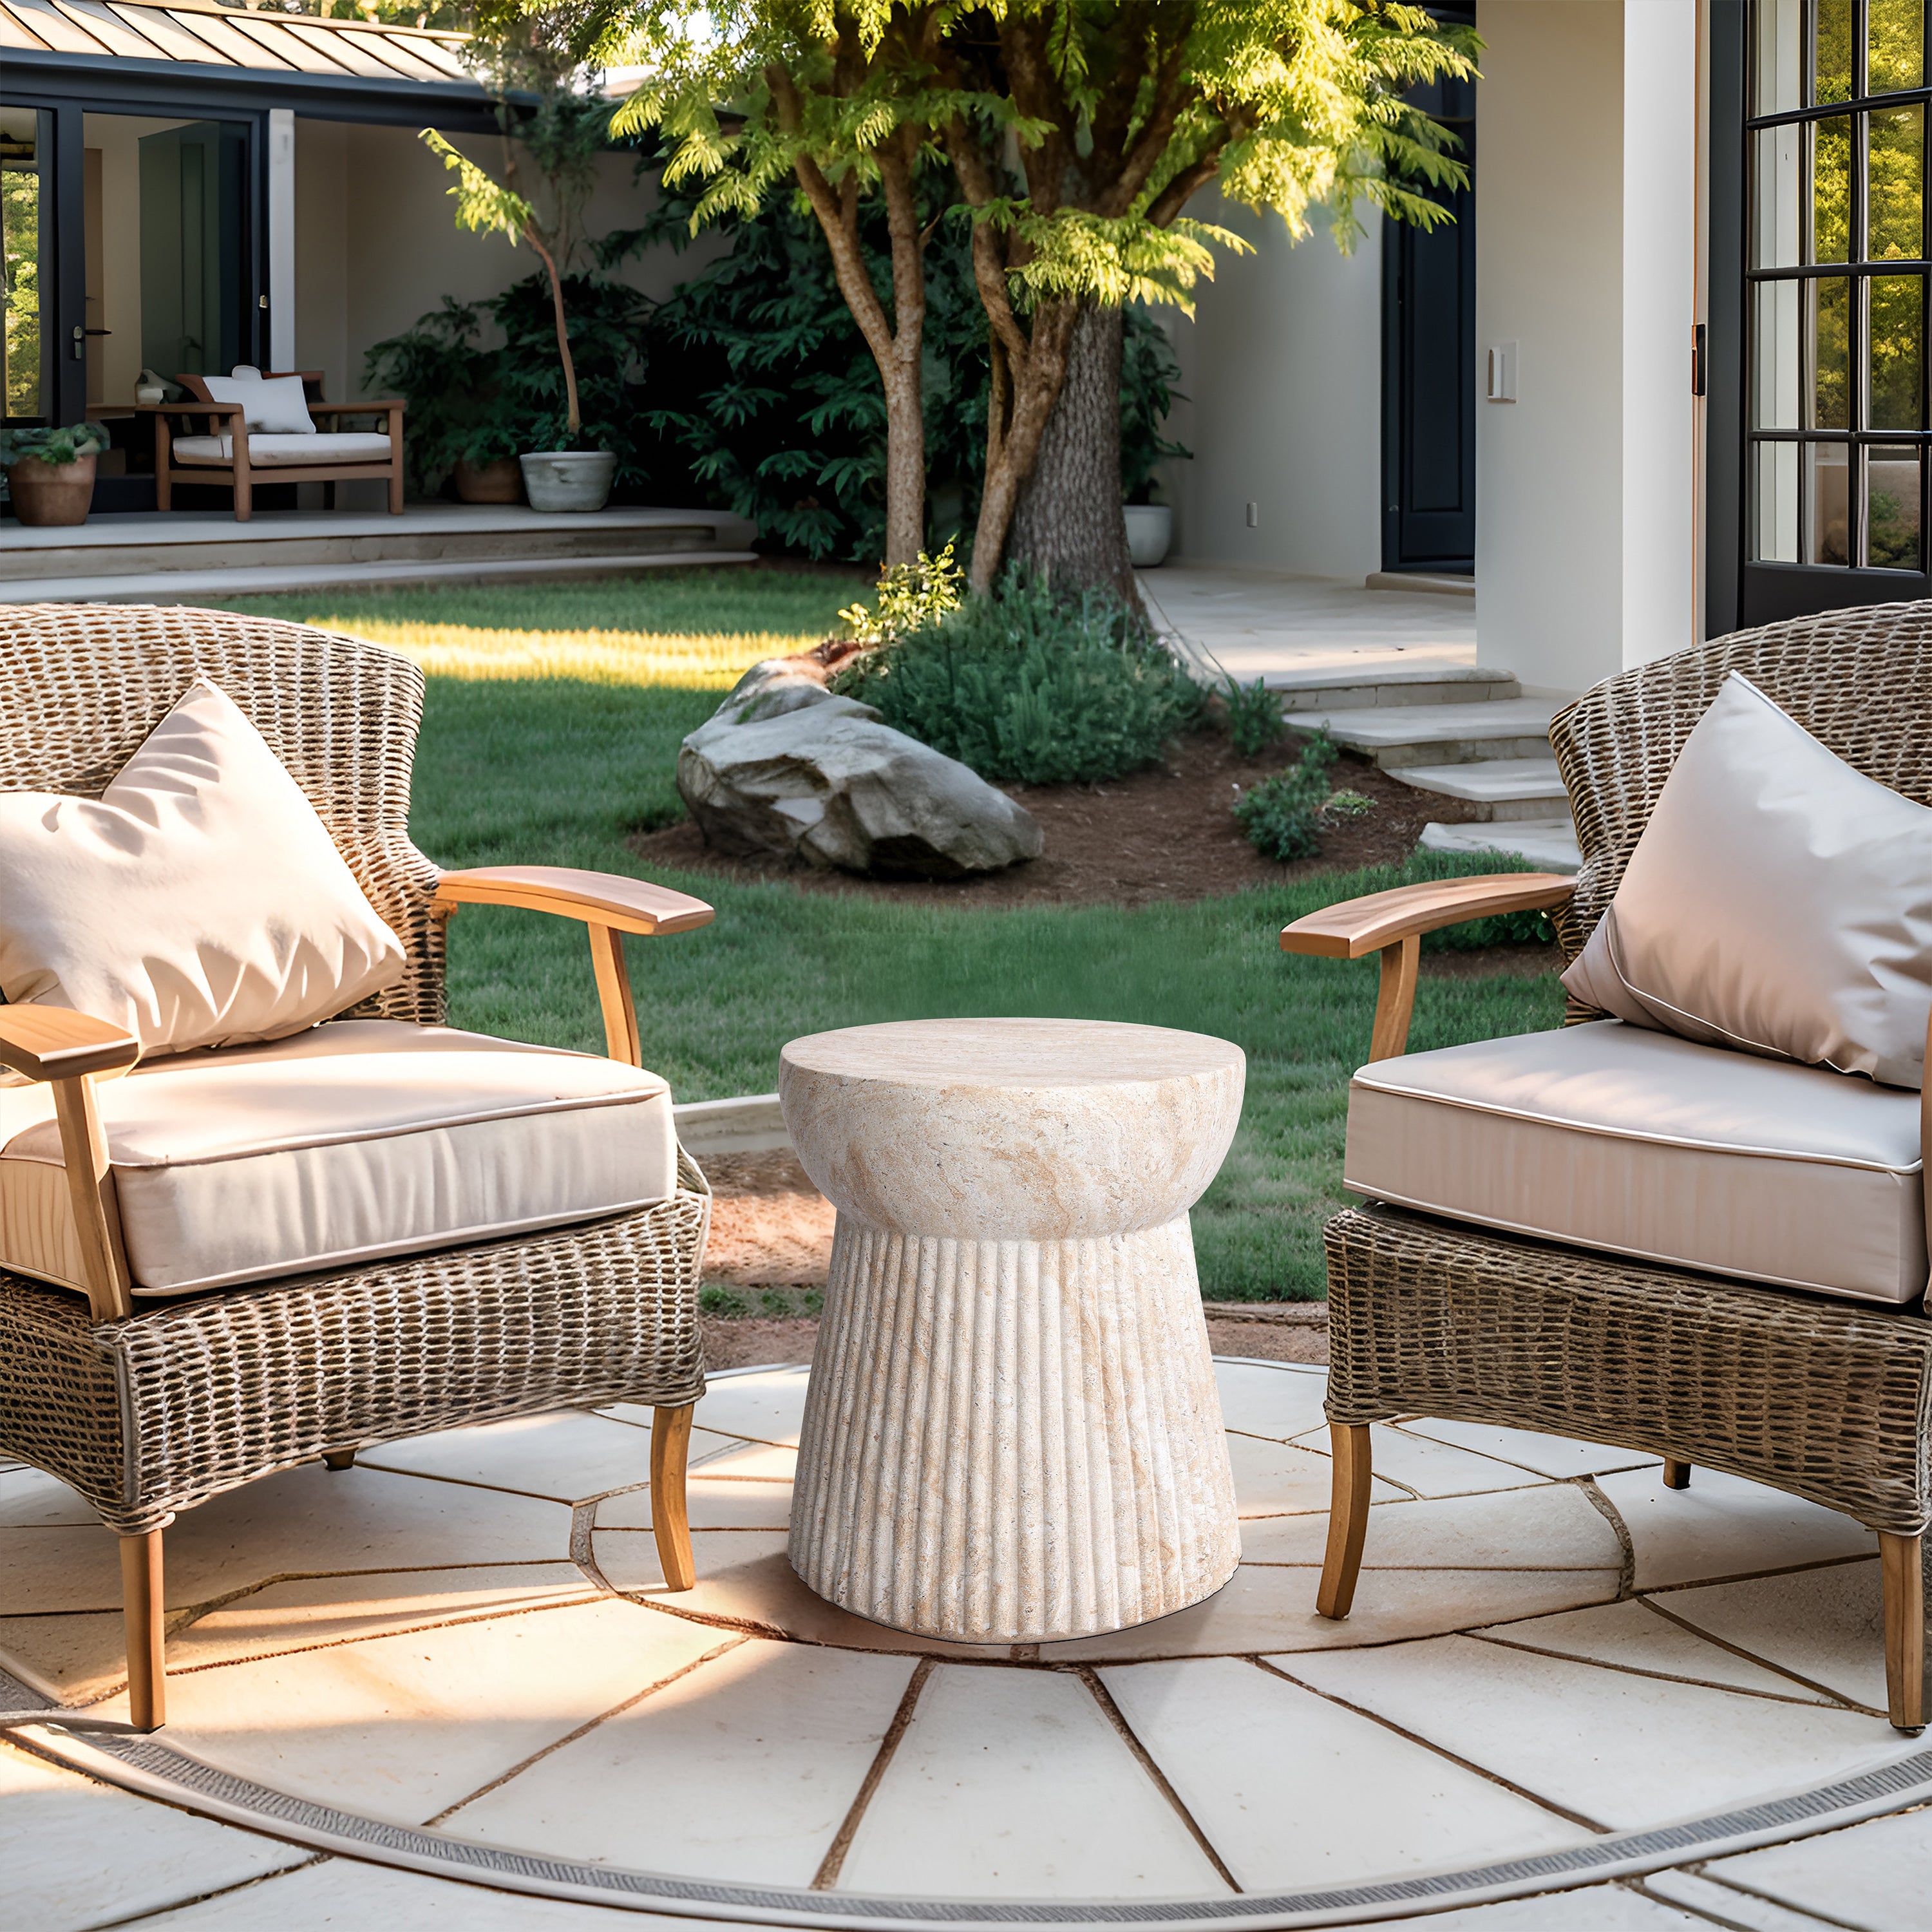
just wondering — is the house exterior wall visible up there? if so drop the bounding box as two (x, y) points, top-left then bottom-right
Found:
(1161, 196), (1384, 580)
(1476, 0), (1701, 698)
(293, 120), (721, 408)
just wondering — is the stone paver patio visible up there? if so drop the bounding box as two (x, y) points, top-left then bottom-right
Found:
(6, 1359), (1930, 1931)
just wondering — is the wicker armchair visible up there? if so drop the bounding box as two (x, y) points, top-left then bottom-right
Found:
(1283, 602), (1932, 1733)
(0, 605), (714, 1733)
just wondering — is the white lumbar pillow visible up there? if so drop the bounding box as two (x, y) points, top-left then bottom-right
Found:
(0, 679), (404, 1059)
(1561, 670), (1932, 1089)
(202, 368), (316, 435)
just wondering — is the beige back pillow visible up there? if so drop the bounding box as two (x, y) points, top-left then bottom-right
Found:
(1561, 671), (1932, 1090)
(0, 678), (404, 1058)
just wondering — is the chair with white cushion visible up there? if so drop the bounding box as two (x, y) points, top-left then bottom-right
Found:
(0, 603), (713, 1732)
(1283, 603), (1932, 1731)
(155, 366), (404, 519)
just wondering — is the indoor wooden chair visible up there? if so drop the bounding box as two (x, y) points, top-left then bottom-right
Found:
(151, 371), (405, 519)
(1282, 601), (1932, 1732)
(0, 604), (712, 1732)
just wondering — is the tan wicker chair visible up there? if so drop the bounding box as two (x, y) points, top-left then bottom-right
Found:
(0, 604), (714, 1732)
(1282, 601), (1932, 1733)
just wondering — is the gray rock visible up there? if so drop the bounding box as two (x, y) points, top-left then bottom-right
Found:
(677, 663), (1043, 879)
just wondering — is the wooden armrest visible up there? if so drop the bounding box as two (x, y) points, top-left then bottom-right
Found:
(0, 1009), (137, 1320)
(432, 867), (714, 1070)
(1281, 875), (1575, 959)
(1281, 873), (1575, 1063)
(0, 1007), (140, 1083)
(433, 866), (714, 936)
(309, 400), (406, 415)
(147, 402), (244, 417)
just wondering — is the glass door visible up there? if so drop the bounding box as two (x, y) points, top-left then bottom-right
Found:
(1743, 0), (1932, 622)
(1, 106), (48, 426)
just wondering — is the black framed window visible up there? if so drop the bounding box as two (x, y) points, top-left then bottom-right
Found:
(1747, 0), (1930, 595)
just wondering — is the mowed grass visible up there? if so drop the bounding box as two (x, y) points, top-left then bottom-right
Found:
(213, 571), (1564, 1299)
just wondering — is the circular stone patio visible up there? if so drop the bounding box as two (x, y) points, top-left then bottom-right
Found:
(5, 1358), (1932, 1931)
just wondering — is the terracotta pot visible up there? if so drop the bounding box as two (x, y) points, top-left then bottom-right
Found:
(453, 457), (524, 504)
(7, 453), (95, 527)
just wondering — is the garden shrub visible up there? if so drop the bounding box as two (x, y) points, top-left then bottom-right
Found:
(1232, 732), (1343, 861)
(834, 567), (1205, 786)
(1220, 674), (1285, 757)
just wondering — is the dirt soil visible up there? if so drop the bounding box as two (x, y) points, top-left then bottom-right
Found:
(635, 726), (1506, 911)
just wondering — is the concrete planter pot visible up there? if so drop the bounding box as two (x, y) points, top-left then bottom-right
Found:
(454, 457), (524, 504)
(1124, 504), (1173, 567)
(7, 453), (95, 527)
(519, 450), (616, 513)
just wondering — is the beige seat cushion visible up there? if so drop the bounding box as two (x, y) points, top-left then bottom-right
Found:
(172, 433), (392, 466)
(1346, 1021), (1925, 1305)
(0, 679), (404, 1058)
(0, 1021), (679, 1296)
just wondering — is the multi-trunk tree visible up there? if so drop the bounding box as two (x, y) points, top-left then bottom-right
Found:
(576, 1), (1475, 587)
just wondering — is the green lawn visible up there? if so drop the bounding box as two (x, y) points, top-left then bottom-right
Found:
(213, 572), (1565, 1300)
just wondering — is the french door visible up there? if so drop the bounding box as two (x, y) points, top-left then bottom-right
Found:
(1741, 0), (1932, 624)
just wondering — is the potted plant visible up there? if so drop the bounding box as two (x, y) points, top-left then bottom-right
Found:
(365, 298), (526, 503)
(2, 422), (109, 527)
(1120, 310), (1190, 567)
(424, 73), (617, 513)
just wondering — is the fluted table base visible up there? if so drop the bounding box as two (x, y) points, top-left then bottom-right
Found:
(789, 1213), (1240, 1643)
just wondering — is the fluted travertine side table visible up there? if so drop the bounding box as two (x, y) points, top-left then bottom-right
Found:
(779, 1018), (1245, 1644)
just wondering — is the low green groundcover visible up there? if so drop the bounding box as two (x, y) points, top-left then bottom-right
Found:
(213, 576), (1564, 1300)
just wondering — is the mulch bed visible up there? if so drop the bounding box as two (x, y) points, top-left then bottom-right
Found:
(635, 727), (1499, 911)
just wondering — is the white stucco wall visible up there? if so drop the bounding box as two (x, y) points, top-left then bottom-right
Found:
(294, 117), (724, 406)
(1162, 198), (1383, 580)
(1476, 0), (1702, 697)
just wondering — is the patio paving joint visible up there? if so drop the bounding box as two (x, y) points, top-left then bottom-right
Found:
(1250, 1653), (1614, 1837)
(810, 1654), (934, 1891)
(78, 1851), (334, 1932)
(424, 1632), (752, 1830)
(1463, 1630), (1859, 1714)
(1076, 1663), (1244, 1894)
(1636, 1594), (1885, 1718)
(1671, 1863), (1881, 1932)
(1575, 1476), (1640, 1598)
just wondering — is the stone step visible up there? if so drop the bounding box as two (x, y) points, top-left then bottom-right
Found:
(1364, 571), (1475, 598)
(1261, 663), (1520, 713)
(0, 549), (761, 605)
(1392, 757), (1570, 821)
(1420, 818), (1582, 875)
(0, 505), (756, 582)
(1284, 697), (1559, 769)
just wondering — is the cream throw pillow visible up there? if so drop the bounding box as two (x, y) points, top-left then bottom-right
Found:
(1561, 671), (1932, 1090)
(203, 369), (316, 435)
(0, 679), (404, 1058)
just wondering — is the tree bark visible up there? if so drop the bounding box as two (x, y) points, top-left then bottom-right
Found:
(1007, 301), (1135, 598)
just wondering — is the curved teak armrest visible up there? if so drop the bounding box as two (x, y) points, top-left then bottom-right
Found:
(0, 1006), (140, 1083)
(0, 1009), (137, 1321)
(431, 866), (716, 1069)
(1280, 873), (1577, 1063)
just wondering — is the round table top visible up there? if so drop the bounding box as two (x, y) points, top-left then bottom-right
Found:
(779, 1017), (1244, 1090)
(778, 1019), (1245, 1239)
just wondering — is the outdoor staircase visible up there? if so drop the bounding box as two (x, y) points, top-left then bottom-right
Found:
(1273, 664), (1582, 873)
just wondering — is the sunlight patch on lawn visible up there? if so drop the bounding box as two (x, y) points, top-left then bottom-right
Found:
(309, 621), (804, 691)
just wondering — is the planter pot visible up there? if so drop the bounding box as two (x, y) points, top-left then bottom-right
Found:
(454, 457), (524, 504)
(520, 450), (616, 513)
(8, 453), (96, 527)
(1124, 504), (1173, 568)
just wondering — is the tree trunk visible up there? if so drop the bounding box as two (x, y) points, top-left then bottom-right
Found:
(1006, 301), (1135, 598)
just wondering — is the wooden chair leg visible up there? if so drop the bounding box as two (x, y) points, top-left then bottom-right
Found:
(321, 1448), (356, 1472)
(120, 1529), (165, 1732)
(1880, 1531), (1924, 1731)
(650, 1402), (697, 1592)
(1663, 1459), (1692, 1490)
(1316, 1423), (1374, 1620)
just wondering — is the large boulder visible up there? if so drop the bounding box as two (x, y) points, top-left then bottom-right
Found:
(677, 662), (1043, 879)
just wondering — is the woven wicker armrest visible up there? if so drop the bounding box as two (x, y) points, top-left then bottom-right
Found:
(432, 867), (714, 1069)
(1280, 874), (1575, 1061)
(0, 1007), (140, 1082)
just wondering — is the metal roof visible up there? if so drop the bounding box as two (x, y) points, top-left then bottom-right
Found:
(0, 0), (471, 86)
